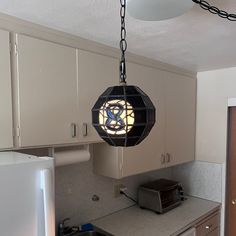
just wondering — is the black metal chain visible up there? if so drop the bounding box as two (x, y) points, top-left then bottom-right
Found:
(192, 0), (236, 21)
(120, 0), (127, 84)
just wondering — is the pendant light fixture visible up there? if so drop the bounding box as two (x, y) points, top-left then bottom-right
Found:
(91, 0), (156, 147)
(127, 0), (236, 21)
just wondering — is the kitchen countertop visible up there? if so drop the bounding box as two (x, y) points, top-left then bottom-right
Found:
(92, 196), (221, 236)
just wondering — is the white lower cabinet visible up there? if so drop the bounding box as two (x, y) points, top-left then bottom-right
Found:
(93, 63), (196, 178)
(15, 34), (79, 147)
(0, 29), (13, 149)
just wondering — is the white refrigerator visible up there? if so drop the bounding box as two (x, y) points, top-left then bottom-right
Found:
(0, 152), (55, 236)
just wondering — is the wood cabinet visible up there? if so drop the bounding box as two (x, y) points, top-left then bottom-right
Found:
(77, 50), (119, 143)
(0, 29), (13, 149)
(195, 212), (220, 236)
(93, 62), (196, 178)
(15, 34), (79, 147)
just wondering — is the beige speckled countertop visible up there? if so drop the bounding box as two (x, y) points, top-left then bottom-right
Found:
(92, 197), (220, 236)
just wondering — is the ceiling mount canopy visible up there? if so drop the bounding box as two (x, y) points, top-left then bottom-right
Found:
(127, 0), (194, 21)
(127, 0), (236, 21)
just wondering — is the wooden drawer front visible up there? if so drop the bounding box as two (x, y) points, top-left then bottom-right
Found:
(196, 213), (220, 236)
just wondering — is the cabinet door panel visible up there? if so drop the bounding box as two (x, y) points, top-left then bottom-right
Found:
(122, 63), (165, 177)
(16, 35), (78, 147)
(165, 74), (196, 166)
(78, 50), (119, 143)
(0, 29), (13, 149)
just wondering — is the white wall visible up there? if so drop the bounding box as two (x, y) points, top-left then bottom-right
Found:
(196, 67), (236, 163)
(197, 67), (236, 236)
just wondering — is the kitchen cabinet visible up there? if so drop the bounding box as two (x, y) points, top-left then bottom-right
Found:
(93, 63), (165, 178)
(77, 50), (119, 143)
(93, 63), (196, 178)
(195, 212), (220, 236)
(119, 62), (165, 177)
(165, 73), (196, 167)
(178, 211), (220, 236)
(15, 34), (79, 147)
(0, 29), (13, 149)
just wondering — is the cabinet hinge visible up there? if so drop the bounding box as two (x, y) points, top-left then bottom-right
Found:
(14, 43), (18, 55)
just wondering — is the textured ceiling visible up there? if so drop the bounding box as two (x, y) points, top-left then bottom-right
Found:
(0, 0), (236, 72)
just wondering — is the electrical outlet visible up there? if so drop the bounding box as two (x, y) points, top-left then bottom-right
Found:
(114, 184), (126, 198)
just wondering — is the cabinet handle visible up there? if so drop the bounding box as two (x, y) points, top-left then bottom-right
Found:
(82, 123), (88, 137)
(166, 153), (171, 163)
(161, 154), (165, 164)
(71, 123), (77, 138)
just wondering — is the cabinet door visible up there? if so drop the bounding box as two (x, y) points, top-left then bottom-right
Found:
(77, 50), (119, 143)
(165, 74), (196, 167)
(121, 63), (165, 177)
(0, 29), (13, 149)
(16, 34), (78, 147)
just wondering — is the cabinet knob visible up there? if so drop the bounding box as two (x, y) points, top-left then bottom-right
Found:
(205, 224), (212, 229)
(71, 123), (77, 138)
(82, 123), (88, 137)
(232, 199), (236, 205)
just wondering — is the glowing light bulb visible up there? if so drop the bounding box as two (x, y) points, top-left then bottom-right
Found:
(99, 99), (135, 135)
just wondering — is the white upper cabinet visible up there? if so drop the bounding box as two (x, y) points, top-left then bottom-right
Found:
(15, 34), (79, 147)
(77, 50), (119, 143)
(93, 63), (196, 179)
(0, 29), (13, 149)
(121, 62), (165, 177)
(165, 74), (196, 167)
(93, 63), (166, 179)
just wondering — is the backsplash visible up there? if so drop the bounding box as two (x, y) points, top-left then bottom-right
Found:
(171, 161), (225, 203)
(21, 147), (224, 227)
(55, 155), (171, 226)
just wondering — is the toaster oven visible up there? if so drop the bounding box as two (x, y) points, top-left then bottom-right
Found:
(138, 179), (183, 214)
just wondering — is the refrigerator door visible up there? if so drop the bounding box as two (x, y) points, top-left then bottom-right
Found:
(0, 152), (55, 236)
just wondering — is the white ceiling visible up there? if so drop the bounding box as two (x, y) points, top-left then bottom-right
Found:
(0, 0), (236, 72)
